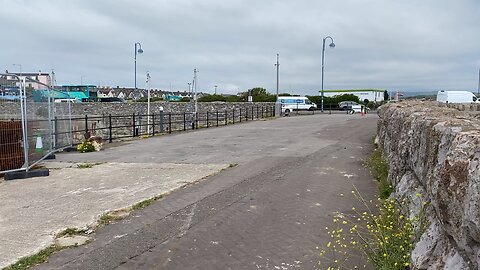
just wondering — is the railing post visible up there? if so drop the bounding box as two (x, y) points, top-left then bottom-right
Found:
(54, 116), (58, 147)
(206, 112), (209, 128)
(251, 107), (254, 120)
(216, 111), (219, 127)
(168, 113), (172, 134)
(195, 112), (198, 129)
(132, 113), (136, 137)
(151, 113), (155, 136)
(183, 112), (186, 131)
(84, 114), (89, 139)
(159, 110), (164, 133)
(246, 108), (248, 121)
(225, 110), (228, 125)
(233, 109), (235, 124)
(108, 114), (112, 143)
(239, 108), (242, 122)
(257, 106), (259, 119)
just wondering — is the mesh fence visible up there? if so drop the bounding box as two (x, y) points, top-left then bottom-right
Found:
(0, 74), (72, 174)
(0, 75), (24, 172)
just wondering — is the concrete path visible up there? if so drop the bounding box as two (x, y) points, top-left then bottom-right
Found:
(0, 162), (227, 268)
(32, 113), (379, 270)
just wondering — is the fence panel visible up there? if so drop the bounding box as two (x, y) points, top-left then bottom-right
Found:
(0, 75), (24, 173)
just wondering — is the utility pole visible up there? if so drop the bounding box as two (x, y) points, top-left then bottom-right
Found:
(193, 69), (198, 127)
(275, 53), (279, 100)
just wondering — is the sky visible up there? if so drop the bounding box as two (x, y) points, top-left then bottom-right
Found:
(1, 0), (479, 95)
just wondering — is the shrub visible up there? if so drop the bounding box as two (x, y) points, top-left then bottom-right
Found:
(319, 189), (427, 270)
(76, 141), (95, 153)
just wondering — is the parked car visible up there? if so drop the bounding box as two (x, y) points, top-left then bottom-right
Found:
(338, 101), (359, 110)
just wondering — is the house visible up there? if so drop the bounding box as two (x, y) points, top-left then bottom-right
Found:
(322, 89), (386, 103)
(1, 71), (52, 90)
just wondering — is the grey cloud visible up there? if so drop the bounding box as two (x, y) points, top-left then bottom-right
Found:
(1, 0), (479, 95)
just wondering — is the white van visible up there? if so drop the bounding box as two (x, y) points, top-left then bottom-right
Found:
(276, 96), (317, 114)
(436, 91), (478, 103)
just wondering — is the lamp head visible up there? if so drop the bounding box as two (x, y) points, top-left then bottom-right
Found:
(137, 48), (143, 54)
(329, 42), (335, 48)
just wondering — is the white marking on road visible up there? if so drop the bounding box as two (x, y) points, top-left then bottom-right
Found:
(113, 234), (127, 239)
(343, 174), (357, 179)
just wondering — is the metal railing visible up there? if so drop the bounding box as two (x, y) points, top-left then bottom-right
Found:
(47, 106), (275, 145)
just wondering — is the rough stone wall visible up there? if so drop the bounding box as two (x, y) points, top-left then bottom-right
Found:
(0, 101), (275, 118)
(377, 101), (480, 270)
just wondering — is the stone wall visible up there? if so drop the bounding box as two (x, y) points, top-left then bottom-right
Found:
(377, 101), (480, 269)
(0, 101), (276, 118)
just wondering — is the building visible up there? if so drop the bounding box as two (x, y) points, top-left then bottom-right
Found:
(322, 89), (386, 102)
(1, 71), (52, 90)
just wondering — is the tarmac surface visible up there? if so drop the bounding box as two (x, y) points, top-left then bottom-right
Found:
(29, 113), (378, 270)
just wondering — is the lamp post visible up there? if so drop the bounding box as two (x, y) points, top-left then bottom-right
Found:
(275, 53), (279, 100)
(214, 85), (218, 95)
(321, 36), (335, 112)
(134, 42), (143, 95)
(80, 75), (86, 85)
(146, 71), (151, 134)
(193, 69), (198, 127)
(188, 82), (192, 99)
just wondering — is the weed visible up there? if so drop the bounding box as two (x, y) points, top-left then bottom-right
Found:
(56, 228), (86, 238)
(76, 141), (95, 153)
(365, 148), (392, 199)
(132, 195), (164, 210)
(319, 187), (427, 270)
(76, 163), (101, 169)
(3, 245), (63, 270)
(228, 163), (238, 168)
(98, 212), (124, 226)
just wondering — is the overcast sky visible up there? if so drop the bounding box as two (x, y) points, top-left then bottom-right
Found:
(1, 0), (479, 95)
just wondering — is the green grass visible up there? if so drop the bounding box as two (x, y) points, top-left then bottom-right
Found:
(56, 228), (86, 238)
(132, 195), (164, 210)
(76, 163), (101, 169)
(366, 147), (392, 199)
(2, 245), (63, 270)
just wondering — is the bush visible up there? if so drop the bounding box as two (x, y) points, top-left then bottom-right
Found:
(76, 141), (95, 153)
(198, 94), (227, 102)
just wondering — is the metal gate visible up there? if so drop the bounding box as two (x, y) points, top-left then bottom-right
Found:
(0, 73), (72, 174)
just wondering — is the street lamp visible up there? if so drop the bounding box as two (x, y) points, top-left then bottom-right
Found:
(214, 85), (218, 95)
(321, 36), (335, 112)
(275, 53), (279, 100)
(80, 75), (87, 85)
(146, 71), (151, 134)
(134, 42), (143, 93)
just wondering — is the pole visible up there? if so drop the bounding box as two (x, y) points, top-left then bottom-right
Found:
(275, 53), (279, 100)
(193, 69), (198, 127)
(478, 68), (480, 95)
(214, 85), (217, 95)
(321, 36), (335, 113)
(134, 43), (137, 90)
(321, 39), (326, 112)
(146, 72), (151, 134)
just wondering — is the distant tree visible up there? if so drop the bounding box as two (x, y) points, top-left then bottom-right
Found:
(225, 95), (240, 102)
(180, 97), (190, 102)
(278, 93), (292, 96)
(198, 94), (227, 102)
(384, 90), (389, 101)
(240, 87), (276, 102)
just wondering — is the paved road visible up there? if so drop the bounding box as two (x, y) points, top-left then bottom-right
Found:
(38, 114), (378, 270)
